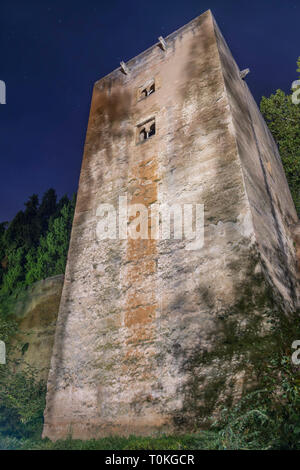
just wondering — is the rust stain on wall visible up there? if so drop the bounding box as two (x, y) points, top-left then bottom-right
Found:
(124, 157), (158, 355)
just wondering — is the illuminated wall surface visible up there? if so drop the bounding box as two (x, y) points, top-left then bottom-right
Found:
(43, 10), (300, 440)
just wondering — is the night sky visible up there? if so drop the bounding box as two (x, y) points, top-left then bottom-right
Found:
(0, 0), (299, 222)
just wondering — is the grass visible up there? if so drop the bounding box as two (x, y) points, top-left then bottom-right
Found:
(0, 431), (222, 450)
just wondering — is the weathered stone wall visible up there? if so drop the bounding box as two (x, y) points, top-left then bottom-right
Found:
(43, 10), (299, 440)
(11, 275), (64, 382)
(214, 20), (299, 312)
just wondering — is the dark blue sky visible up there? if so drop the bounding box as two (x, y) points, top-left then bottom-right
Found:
(0, 0), (299, 222)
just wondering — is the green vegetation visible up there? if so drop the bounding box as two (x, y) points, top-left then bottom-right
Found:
(0, 432), (220, 450)
(0, 189), (76, 315)
(0, 365), (46, 440)
(0, 189), (75, 446)
(212, 316), (300, 450)
(260, 57), (300, 214)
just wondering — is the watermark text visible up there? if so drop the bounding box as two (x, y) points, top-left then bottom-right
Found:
(96, 196), (204, 250)
(0, 341), (6, 364)
(292, 80), (300, 105)
(0, 80), (6, 104)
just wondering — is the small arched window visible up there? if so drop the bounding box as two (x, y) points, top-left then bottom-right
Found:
(137, 118), (156, 143)
(139, 81), (155, 100)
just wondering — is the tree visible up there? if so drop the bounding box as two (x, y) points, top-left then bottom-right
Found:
(0, 190), (76, 298)
(0, 223), (8, 285)
(38, 188), (57, 234)
(260, 58), (300, 214)
(0, 247), (25, 296)
(4, 194), (40, 250)
(25, 195), (76, 285)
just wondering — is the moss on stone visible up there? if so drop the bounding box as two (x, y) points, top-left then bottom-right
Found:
(173, 246), (294, 429)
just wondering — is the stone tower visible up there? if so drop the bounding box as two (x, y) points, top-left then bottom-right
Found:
(43, 10), (299, 440)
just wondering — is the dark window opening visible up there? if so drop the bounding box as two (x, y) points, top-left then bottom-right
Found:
(137, 118), (156, 143)
(149, 84), (155, 94)
(148, 84), (155, 95)
(139, 81), (155, 100)
(148, 123), (155, 137)
(22, 343), (29, 356)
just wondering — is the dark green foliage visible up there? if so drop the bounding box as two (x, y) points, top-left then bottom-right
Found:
(0, 222), (7, 285)
(25, 195), (76, 285)
(260, 58), (300, 214)
(0, 431), (220, 450)
(212, 310), (300, 450)
(0, 312), (18, 345)
(0, 190), (76, 311)
(0, 364), (46, 439)
(38, 188), (58, 234)
(0, 190), (76, 444)
(0, 313), (46, 440)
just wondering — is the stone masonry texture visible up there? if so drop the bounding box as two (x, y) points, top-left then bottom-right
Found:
(11, 275), (64, 382)
(43, 10), (300, 440)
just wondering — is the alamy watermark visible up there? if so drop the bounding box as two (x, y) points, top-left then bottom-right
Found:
(0, 341), (6, 364)
(96, 195), (204, 250)
(291, 340), (300, 365)
(0, 80), (6, 104)
(292, 80), (300, 105)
